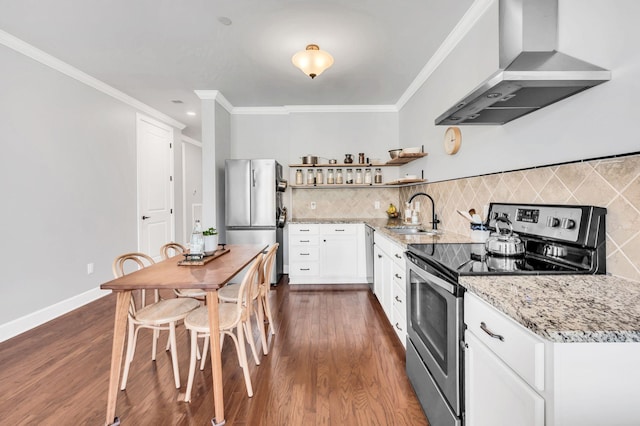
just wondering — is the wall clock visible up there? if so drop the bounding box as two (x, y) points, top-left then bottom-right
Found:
(443, 126), (462, 155)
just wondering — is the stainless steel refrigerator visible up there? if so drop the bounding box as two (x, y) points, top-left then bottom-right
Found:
(225, 159), (286, 284)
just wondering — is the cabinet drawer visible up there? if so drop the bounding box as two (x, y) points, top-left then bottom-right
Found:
(290, 235), (319, 246)
(289, 262), (319, 276)
(290, 246), (319, 261)
(289, 224), (319, 235)
(320, 224), (357, 235)
(465, 293), (545, 391)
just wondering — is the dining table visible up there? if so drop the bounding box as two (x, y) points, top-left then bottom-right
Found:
(100, 243), (267, 426)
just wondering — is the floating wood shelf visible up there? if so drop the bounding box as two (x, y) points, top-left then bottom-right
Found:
(385, 152), (428, 165)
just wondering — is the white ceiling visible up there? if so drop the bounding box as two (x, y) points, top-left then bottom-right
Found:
(0, 0), (474, 137)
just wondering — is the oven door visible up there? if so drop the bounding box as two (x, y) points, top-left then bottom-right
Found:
(406, 253), (463, 417)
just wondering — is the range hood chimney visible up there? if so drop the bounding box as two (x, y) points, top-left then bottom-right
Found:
(435, 0), (611, 126)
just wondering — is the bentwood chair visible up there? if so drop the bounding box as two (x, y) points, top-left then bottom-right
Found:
(160, 242), (207, 300)
(183, 253), (264, 401)
(112, 252), (200, 390)
(218, 243), (280, 357)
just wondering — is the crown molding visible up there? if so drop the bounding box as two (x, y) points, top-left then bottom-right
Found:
(285, 104), (397, 113)
(181, 134), (202, 147)
(194, 90), (234, 114)
(0, 29), (186, 130)
(395, 0), (494, 110)
(233, 106), (289, 115)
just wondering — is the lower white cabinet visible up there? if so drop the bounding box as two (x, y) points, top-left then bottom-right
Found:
(373, 232), (406, 347)
(464, 291), (640, 426)
(289, 223), (367, 284)
(464, 330), (545, 426)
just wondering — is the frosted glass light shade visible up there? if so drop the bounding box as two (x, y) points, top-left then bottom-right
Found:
(291, 44), (334, 79)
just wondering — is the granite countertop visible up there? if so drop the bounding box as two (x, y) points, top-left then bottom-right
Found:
(289, 217), (640, 344)
(460, 275), (640, 343)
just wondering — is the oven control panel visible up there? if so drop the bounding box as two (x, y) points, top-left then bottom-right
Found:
(489, 204), (582, 242)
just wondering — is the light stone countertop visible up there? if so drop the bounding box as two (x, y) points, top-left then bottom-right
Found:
(460, 274), (640, 343)
(289, 218), (640, 344)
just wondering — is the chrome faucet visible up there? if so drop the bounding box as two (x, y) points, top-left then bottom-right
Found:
(408, 192), (440, 230)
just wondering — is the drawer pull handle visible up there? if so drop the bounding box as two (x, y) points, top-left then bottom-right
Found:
(395, 295), (402, 303)
(300, 268), (310, 271)
(395, 273), (402, 279)
(300, 240), (310, 243)
(395, 253), (402, 259)
(395, 323), (403, 331)
(335, 229), (345, 232)
(377, 254), (383, 258)
(480, 322), (504, 341)
(300, 253), (310, 256)
(300, 229), (310, 232)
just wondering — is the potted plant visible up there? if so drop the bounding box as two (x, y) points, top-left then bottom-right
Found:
(203, 227), (218, 253)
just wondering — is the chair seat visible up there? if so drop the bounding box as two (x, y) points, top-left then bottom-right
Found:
(176, 289), (207, 298)
(217, 284), (240, 302)
(136, 297), (200, 323)
(184, 304), (238, 333)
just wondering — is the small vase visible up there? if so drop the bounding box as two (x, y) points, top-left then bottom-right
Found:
(204, 235), (218, 254)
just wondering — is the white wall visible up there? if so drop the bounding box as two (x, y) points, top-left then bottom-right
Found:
(399, 0), (640, 182)
(0, 44), (185, 340)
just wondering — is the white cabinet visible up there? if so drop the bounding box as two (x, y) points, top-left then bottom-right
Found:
(373, 232), (407, 347)
(289, 223), (367, 284)
(465, 331), (545, 426)
(464, 291), (640, 426)
(464, 292), (545, 426)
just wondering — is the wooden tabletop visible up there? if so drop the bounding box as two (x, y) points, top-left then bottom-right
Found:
(100, 244), (267, 291)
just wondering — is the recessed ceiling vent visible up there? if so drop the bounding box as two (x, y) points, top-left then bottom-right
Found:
(435, 0), (611, 126)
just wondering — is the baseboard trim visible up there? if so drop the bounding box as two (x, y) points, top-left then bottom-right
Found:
(0, 287), (110, 343)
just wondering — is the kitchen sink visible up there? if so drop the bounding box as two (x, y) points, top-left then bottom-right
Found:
(385, 226), (439, 235)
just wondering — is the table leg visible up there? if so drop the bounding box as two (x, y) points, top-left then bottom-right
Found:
(105, 291), (131, 426)
(206, 290), (225, 426)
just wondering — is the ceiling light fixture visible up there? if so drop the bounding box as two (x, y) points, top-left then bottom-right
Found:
(186, 111), (196, 116)
(291, 44), (334, 79)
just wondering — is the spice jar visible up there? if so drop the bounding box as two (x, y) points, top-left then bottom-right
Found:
(374, 168), (383, 184)
(316, 168), (324, 185)
(346, 168), (354, 184)
(295, 169), (303, 185)
(364, 168), (372, 184)
(355, 168), (363, 184)
(306, 169), (315, 185)
(336, 168), (344, 184)
(327, 168), (335, 184)
(358, 153), (365, 164)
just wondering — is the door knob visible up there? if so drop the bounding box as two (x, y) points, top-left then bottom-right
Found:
(141, 215), (150, 220)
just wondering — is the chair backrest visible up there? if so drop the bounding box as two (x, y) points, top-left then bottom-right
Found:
(262, 243), (279, 288)
(160, 242), (186, 260)
(233, 253), (264, 323)
(112, 252), (156, 316)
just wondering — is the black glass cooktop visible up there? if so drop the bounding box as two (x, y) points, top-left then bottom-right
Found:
(407, 243), (589, 280)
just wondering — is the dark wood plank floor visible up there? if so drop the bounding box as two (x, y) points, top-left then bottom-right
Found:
(0, 279), (428, 425)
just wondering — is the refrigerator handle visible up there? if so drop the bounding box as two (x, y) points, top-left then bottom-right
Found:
(252, 168), (256, 187)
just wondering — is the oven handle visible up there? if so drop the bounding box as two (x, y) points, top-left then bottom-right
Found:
(407, 254), (456, 294)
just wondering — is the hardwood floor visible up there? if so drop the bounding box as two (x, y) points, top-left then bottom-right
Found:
(0, 279), (428, 425)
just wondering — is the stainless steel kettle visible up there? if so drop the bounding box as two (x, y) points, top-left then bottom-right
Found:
(485, 216), (525, 257)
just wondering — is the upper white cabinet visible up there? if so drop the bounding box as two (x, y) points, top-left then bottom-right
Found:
(289, 223), (367, 284)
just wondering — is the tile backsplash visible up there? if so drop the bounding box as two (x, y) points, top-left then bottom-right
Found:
(292, 153), (640, 282)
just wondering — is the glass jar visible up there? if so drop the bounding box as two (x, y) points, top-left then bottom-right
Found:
(346, 168), (354, 184)
(374, 168), (383, 184)
(295, 169), (303, 185)
(306, 169), (315, 185)
(364, 168), (372, 184)
(316, 168), (324, 185)
(327, 168), (335, 184)
(355, 168), (363, 184)
(336, 169), (343, 184)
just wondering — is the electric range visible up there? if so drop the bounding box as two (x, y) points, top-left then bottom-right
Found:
(404, 202), (606, 426)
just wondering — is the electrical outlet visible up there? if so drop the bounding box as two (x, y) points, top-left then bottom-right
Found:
(374, 201), (380, 209)
(310, 201), (316, 210)
(87, 263), (94, 275)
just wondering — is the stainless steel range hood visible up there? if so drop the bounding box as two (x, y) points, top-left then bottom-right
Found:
(435, 0), (611, 126)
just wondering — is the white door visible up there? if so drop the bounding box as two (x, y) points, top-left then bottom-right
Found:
(137, 114), (174, 260)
